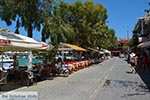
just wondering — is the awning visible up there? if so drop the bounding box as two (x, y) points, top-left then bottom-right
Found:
(58, 43), (87, 51)
(104, 50), (111, 54)
(0, 29), (51, 70)
(137, 41), (150, 48)
(86, 47), (104, 54)
(99, 51), (104, 54)
(0, 29), (50, 51)
(137, 42), (144, 48)
(111, 50), (121, 53)
(141, 41), (150, 48)
(86, 47), (99, 52)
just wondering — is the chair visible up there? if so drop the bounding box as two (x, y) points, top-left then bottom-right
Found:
(34, 66), (45, 81)
(0, 71), (8, 91)
(23, 70), (37, 87)
(27, 71), (37, 86)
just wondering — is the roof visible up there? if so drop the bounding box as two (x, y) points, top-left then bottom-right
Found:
(118, 38), (129, 44)
(138, 41), (150, 48)
(58, 43), (87, 51)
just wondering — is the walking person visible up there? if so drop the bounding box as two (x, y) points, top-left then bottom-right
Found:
(127, 52), (131, 64)
(130, 53), (137, 74)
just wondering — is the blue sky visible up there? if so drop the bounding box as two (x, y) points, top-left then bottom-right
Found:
(98, 0), (149, 39)
(0, 0), (149, 41)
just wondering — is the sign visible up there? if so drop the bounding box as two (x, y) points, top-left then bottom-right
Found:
(0, 40), (10, 45)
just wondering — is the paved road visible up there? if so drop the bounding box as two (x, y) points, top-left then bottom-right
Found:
(9, 57), (150, 100)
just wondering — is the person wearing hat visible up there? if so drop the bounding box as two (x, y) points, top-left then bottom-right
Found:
(130, 53), (137, 73)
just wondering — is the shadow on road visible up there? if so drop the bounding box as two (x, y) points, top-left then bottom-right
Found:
(126, 71), (134, 74)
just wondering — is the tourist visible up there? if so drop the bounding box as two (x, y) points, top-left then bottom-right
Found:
(13, 54), (19, 70)
(130, 53), (137, 74)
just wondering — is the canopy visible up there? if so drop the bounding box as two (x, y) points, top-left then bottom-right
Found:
(0, 29), (50, 70)
(58, 43), (87, 51)
(86, 47), (104, 54)
(0, 29), (49, 51)
(111, 50), (121, 53)
(86, 47), (99, 52)
(138, 41), (150, 48)
(104, 50), (111, 54)
(137, 42), (144, 48)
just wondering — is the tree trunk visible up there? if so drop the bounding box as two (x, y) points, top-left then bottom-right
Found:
(27, 24), (32, 38)
(42, 32), (46, 42)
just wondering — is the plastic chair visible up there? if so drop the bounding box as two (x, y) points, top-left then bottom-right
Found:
(0, 71), (8, 91)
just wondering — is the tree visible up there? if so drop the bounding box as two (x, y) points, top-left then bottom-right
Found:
(41, 0), (75, 45)
(0, 0), (16, 25)
(128, 34), (139, 47)
(64, 0), (117, 49)
(40, 0), (56, 42)
(45, 0), (118, 49)
(0, 0), (118, 49)
(0, 0), (42, 38)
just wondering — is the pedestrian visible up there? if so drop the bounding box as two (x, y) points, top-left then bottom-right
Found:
(13, 54), (19, 70)
(13, 54), (20, 84)
(130, 53), (137, 73)
(127, 52), (131, 64)
(54, 57), (62, 74)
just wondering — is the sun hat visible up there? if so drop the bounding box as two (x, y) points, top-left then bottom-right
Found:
(130, 53), (136, 57)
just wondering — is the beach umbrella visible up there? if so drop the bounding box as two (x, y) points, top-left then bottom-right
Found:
(0, 29), (50, 69)
(0, 30), (50, 51)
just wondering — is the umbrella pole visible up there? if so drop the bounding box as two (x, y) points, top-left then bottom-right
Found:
(27, 51), (32, 70)
(62, 51), (64, 62)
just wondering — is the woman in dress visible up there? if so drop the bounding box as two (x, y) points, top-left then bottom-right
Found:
(130, 53), (137, 73)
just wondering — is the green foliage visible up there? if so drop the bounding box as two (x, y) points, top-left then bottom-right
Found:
(128, 34), (138, 47)
(0, 0), (118, 50)
(0, 0), (43, 37)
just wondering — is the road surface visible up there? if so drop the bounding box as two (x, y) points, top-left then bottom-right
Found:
(3, 57), (150, 100)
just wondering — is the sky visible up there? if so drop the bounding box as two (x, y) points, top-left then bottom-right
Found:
(0, 0), (149, 41)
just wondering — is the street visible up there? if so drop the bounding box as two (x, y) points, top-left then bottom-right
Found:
(9, 57), (150, 100)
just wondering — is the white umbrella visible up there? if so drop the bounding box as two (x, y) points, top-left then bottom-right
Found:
(0, 31), (49, 51)
(0, 29), (50, 69)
